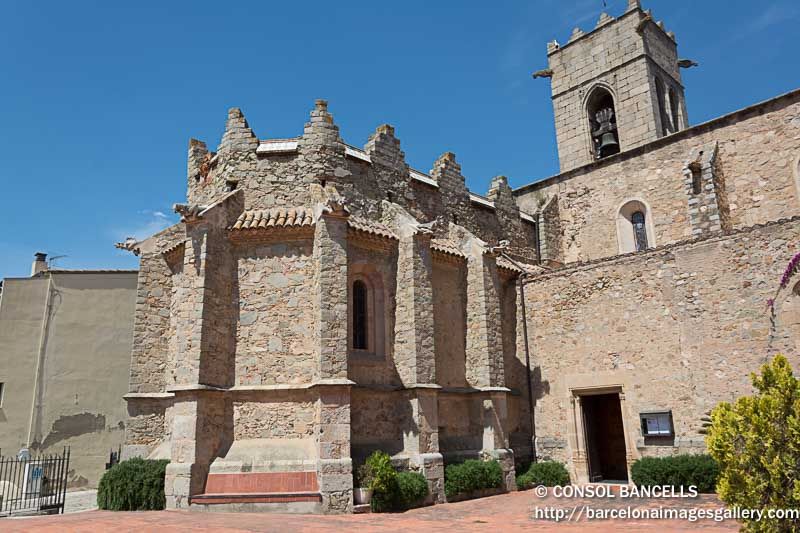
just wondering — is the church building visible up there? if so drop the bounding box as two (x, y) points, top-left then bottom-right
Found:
(118, 0), (800, 512)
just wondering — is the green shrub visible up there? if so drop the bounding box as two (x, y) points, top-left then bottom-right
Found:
(444, 459), (503, 499)
(97, 458), (169, 511)
(355, 461), (374, 488)
(631, 455), (718, 494)
(365, 451), (398, 512)
(707, 355), (800, 532)
(395, 471), (429, 510)
(516, 461), (570, 490)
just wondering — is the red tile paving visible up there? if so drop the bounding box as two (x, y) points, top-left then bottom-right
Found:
(204, 471), (319, 493)
(4, 490), (740, 532)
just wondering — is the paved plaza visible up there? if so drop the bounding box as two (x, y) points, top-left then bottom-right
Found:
(5, 490), (739, 532)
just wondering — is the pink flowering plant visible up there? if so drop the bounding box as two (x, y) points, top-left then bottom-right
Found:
(767, 251), (800, 340)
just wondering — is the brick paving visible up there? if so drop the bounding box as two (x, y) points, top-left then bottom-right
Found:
(4, 490), (739, 532)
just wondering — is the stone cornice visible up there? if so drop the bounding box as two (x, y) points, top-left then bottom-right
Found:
(524, 215), (800, 284)
(123, 392), (175, 400)
(160, 379), (357, 395)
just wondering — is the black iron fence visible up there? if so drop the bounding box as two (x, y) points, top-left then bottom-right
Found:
(0, 448), (70, 517)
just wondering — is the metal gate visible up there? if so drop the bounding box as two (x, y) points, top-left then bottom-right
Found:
(0, 448), (70, 517)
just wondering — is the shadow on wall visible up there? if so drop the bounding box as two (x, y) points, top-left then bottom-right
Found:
(503, 278), (551, 460)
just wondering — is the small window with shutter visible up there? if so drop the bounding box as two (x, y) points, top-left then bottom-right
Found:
(640, 411), (673, 437)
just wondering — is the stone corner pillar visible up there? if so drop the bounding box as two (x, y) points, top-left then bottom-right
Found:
(312, 206), (353, 513)
(392, 226), (446, 503)
(406, 386), (445, 504)
(315, 382), (354, 514)
(459, 234), (516, 491)
(465, 248), (504, 389)
(395, 230), (435, 386)
(313, 208), (349, 381)
(481, 389), (516, 492)
(164, 392), (224, 509)
(163, 214), (231, 509)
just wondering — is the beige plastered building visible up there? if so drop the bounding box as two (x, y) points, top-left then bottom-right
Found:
(0, 255), (137, 488)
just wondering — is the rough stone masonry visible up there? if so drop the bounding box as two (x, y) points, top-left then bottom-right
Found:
(118, 0), (800, 512)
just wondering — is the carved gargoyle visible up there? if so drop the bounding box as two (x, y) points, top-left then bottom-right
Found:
(636, 12), (652, 33)
(414, 220), (436, 235)
(678, 59), (699, 69)
(173, 203), (206, 222)
(489, 239), (511, 256)
(532, 68), (553, 79)
(114, 237), (140, 256)
(320, 192), (350, 217)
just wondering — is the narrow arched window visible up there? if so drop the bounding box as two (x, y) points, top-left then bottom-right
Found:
(631, 211), (648, 251)
(352, 280), (368, 350)
(655, 77), (669, 135)
(668, 88), (680, 132)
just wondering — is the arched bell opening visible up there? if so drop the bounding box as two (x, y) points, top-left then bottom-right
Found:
(587, 87), (620, 160)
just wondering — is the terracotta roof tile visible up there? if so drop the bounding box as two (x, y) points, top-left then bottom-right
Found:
(430, 239), (465, 258)
(347, 216), (397, 240)
(231, 207), (314, 231)
(496, 255), (524, 273)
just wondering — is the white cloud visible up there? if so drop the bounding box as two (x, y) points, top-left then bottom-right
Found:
(748, 3), (799, 33)
(113, 209), (177, 242)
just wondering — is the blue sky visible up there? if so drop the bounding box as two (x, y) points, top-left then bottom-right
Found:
(1, 0), (798, 278)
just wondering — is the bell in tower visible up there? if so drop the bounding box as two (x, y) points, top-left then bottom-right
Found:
(592, 107), (620, 159)
(587, 87), (620, 160)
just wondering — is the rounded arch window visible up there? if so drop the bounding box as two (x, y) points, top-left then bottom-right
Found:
(352, 279), (369, 350)
(630, 211), (648, 251)
(586, 87), (620, 160)
(617, 200), (655, 254)
(349, 266), (386, 360)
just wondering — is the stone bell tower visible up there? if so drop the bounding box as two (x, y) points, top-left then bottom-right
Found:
(535, 0), (691, 172)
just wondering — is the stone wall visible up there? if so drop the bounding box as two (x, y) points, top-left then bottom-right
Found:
(350, 389), (410, 458)
(524, 217), (800, 468)
(437, 395), (484, 454)
(233, 395), (315, 440)
(516, 91), (800, 264)
(432, 260), (468, 387)
(129, 225), (185, 393)
(234, 239), (316, 386)
(125, 400), (170, 447)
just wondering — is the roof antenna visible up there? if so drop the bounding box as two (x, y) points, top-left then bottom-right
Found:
(48, 255), (68, 268)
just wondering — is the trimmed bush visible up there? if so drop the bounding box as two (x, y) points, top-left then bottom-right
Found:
(630, 455), (718, 493)
(708, 355), (800, 532)
(395, 471), (429, 510)
(516, 461), (570, 490)
(97, 458), (169, 511)
(361, 451), (430, 512)
(444, 459), (503, 499)
(365, 451), (398, 512)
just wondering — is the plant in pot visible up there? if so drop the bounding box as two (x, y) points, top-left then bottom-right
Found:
(354, 462), (375, 505)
